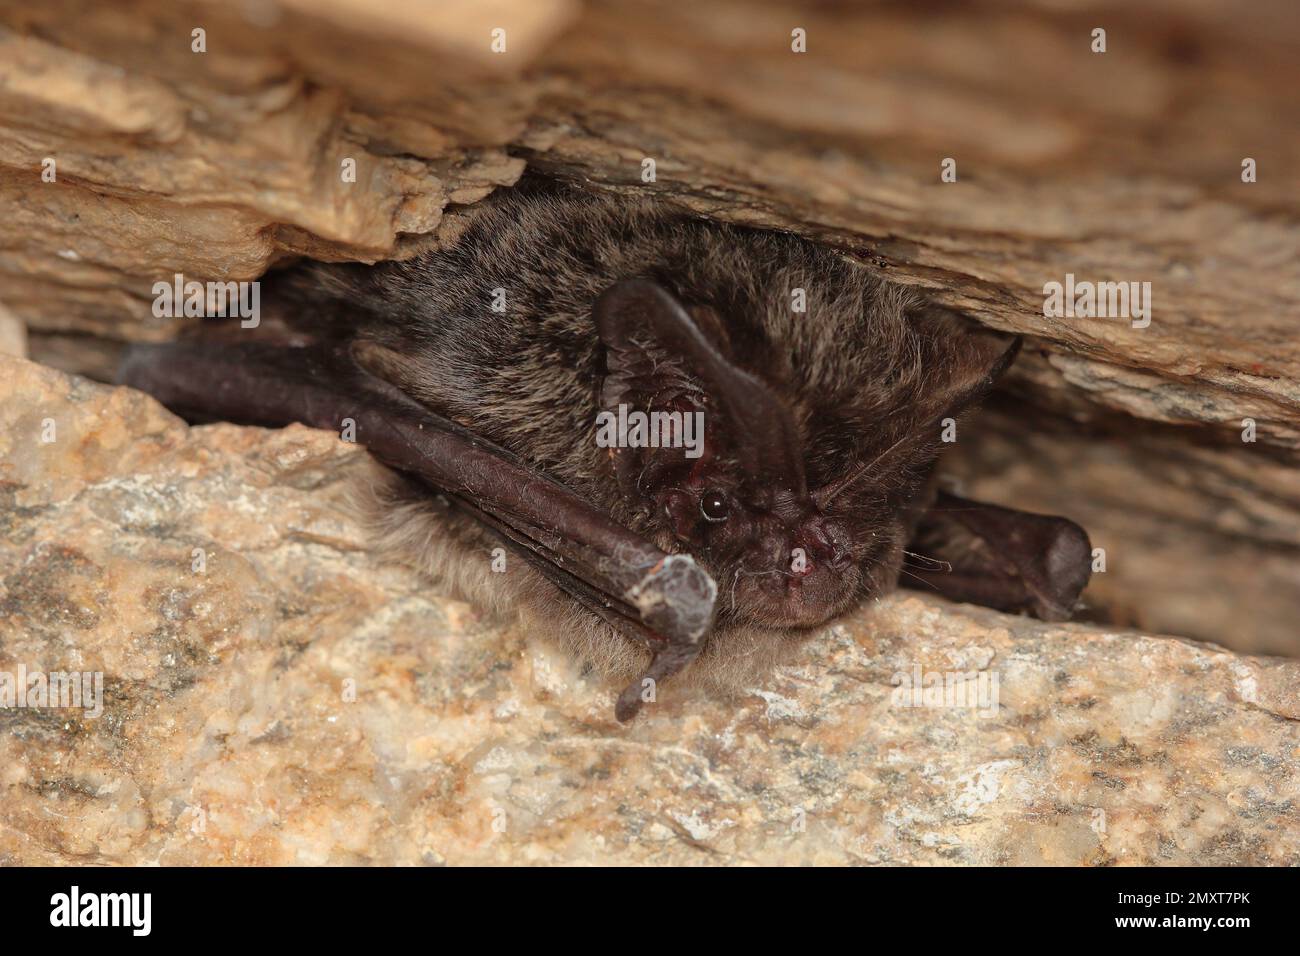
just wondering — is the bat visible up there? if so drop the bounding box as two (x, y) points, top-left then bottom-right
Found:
(118, 177), (1091, 721)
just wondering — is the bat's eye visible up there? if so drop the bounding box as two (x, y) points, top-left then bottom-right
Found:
(700, 490), (730, 523)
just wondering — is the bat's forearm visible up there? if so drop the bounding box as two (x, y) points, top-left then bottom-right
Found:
(118, 341), (718, 656)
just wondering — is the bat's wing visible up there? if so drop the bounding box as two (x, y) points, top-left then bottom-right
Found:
(118, 340), (717, 721)
(902, 490), (1092, 621)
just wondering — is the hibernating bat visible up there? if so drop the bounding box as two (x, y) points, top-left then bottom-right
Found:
(119, 176), (1091, 721)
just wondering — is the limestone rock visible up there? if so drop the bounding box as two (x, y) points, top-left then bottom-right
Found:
(2, 356), (1297, 865)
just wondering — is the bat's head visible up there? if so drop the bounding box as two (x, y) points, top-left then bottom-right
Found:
(596, 279), (1019, 631)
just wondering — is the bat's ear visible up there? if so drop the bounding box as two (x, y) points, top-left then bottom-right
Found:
(595, 279), (808, 501)
(915, 306), (1021, 422)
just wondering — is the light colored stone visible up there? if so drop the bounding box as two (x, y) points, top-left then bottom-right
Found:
(2, 356), (1297, 865)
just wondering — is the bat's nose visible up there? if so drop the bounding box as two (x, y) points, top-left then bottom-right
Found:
(796, 516), (852, 571)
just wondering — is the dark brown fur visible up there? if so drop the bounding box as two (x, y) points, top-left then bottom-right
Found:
(279, 179), (1016, 690)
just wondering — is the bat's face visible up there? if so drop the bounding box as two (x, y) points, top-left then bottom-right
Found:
(655, 479), (887, 629)
(595, 280), (942, 631)
(596, 280), (1020, 633)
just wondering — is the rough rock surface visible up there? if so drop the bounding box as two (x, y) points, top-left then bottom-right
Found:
(1, 0), (1295, 436)
(3, 357), (1297, 865)
(1, 0), (1297, 655)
